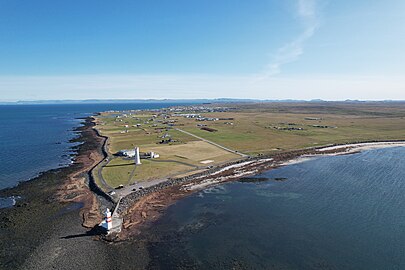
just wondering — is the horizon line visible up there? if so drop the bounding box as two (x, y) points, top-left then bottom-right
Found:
(1, 98), (405, 104)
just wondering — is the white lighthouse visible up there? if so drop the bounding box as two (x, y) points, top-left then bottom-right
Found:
(135, 147), (141, 165)
(104, 208), (112, 230)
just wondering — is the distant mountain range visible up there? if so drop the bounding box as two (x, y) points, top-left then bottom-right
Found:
(0, 98), (257, 105)
(0, 98), (403, 105)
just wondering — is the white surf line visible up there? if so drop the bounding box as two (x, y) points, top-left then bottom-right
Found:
(211, 160), (256, 175)
(317, 141), (405, 152)
(210, 158), (272, 177)
(183, 161), (268, 191)
(279, 142), (405, 166)
(183, 158), (274, 191)
(175, 128), (249, 157)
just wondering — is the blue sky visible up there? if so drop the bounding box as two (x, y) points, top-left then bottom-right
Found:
(0, 0), (404, 100)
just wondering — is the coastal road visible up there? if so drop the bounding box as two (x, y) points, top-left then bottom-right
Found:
(175, 128), (249, 158)
(115, 177), (169, 197)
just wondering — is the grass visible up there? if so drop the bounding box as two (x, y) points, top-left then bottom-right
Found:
(174, 109), (405, 155)
(97, 111), (242, 186)
(101, 158), (135, 188)
(143, 141), (240, 165)
(96, 102), (405, 186)
(97, 115), (197, 154)
(130, 159), (193, 182)
(100, 141), (241, 186)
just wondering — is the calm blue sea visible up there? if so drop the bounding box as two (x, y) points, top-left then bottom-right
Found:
(0, 103), (193, 206)
(146, 147), (405, 269)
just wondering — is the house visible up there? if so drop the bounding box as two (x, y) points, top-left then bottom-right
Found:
(141, 151), (160, 159)
(117, 149), (136, 157)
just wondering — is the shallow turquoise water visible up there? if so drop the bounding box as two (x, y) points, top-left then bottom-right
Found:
(146, 147), (405, 269)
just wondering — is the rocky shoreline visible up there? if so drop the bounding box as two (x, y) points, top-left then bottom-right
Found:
(0, 117), (109, 269)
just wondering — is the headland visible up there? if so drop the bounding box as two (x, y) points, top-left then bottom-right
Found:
(90, 102), (405, 239)
(2, 101), (405, 268)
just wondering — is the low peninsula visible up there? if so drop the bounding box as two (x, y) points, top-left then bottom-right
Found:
(90, 101), (405, 239)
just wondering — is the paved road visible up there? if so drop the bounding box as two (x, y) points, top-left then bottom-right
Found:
(115, 177), (169, 197)
(175, 128), (249, 157)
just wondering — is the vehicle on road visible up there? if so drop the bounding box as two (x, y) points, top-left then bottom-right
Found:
(115, 184), (124, 189)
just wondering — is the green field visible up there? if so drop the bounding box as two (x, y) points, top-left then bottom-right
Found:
(95, 112), (242, 188)
(101, 158), (135, 187)
(95, 102), (405, 188)
(174, 104), (405, 155)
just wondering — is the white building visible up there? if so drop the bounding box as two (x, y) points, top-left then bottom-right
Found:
(118, 149), (136, 157)
(118, 148), (158, 161)
(149, 152), (160, 159)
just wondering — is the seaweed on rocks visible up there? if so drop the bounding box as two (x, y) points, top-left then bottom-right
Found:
(0, 117), (105, 269)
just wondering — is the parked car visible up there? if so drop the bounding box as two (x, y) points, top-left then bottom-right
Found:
(115, 184), (124, 189)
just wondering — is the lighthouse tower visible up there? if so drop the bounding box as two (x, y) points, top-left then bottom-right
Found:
(105, 208), (112, 230)
(135, 147), (141, 165)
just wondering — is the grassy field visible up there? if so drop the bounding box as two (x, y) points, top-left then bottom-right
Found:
(173, 104), (405, 155)
(100, 158), (136, 187)
(128, 159), (192, 182)
(96, 112), (241, 187)
(142, 141), (240, 165)
(95, 102), (405, 187)
(96, 113), (196, 153)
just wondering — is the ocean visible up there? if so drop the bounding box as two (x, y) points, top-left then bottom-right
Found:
(0, 103), (192, 207)
(145, 147), (405, 269)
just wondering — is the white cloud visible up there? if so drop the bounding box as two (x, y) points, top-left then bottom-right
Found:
(261, 0), (320, 77)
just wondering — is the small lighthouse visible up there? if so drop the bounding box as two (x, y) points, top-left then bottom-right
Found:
(104, 208), (112, 230)
(135, 147), (141, 165)
(99, 206), (123, 234)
